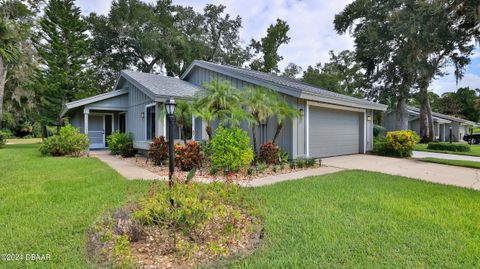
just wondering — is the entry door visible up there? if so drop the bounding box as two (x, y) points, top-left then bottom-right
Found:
(89, 115), (104, 149)
(104, 115), (113, 147)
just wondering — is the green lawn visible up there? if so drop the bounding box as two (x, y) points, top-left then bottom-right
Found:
(0, 144), (150, 269)
(2, 144), (480, 268)
(414, 143), (480, 157)
(419, 157), (480, 169)
(6, 138), (43, 144)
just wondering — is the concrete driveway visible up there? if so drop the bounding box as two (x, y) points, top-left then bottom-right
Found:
(322, 154), (480, 191)
(412, 151), (480, 162)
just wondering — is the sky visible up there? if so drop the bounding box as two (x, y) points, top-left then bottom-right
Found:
(75, 0), (480, 95)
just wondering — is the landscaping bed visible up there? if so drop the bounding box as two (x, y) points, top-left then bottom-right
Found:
(86, 182), (263, 269)
(120, 154), (319, 182)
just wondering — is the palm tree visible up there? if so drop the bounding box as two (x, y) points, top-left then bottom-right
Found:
(272, 100), (301, 144)
(191, 105), (216, 140)
(0, 19), (21, 129)
(174, 100), (191, 143)
(242, 86), (277, 155)
(197, 80), (243, 123)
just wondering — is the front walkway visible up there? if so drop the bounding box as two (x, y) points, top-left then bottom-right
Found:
(90, 150), (165, 180)
(412, 150), (480, 162)
(322, 154), (480, 190)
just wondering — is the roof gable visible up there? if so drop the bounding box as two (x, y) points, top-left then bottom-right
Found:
(181, 60), (387, 111)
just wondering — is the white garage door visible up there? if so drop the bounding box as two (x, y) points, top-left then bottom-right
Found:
(309, 106), (361, 157)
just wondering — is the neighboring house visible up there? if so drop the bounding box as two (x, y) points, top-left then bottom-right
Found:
(61, 60), (387, 159)
(383, 106), (477, 142)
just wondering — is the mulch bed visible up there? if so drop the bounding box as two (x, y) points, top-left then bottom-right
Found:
(119, 155), (320, 182)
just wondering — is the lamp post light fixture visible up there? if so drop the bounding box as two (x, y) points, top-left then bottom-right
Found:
(449, 126), (453, 144)
(165, 97), (176, 187)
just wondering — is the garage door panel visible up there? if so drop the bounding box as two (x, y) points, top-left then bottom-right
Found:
(309, 106), (361, 157)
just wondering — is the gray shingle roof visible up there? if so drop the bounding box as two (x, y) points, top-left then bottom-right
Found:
(407, 106), (469, 124)
(182, 60), (387, 110)
(122, 70), (201, 98)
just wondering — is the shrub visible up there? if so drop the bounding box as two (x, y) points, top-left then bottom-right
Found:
(210, 127), (254, 172)
(373, 124), (386, 137)
(133, 182), (257, 254)
(427, 142), (470, 152)
(0, 131), (7, 148)
(107, 131), (137, 157)
(295, 158), (306, 168)
(175, 141), (202, 171)
(259, 141), (279, 165)
(305, 158), (316, 167)
(119, 140), (137, 158)
(107, 131), (130, 155)
(278, 150), (289, 164)
(385, 130), (419, 157)
(39, 125), (89, 157)
(373, 130), (419, 158)
(148, 136), (169, 165)
(256, 162), (268, 173)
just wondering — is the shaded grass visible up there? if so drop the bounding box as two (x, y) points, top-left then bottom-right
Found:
(419, 157), (480, 169)
(0, 144), (150, 268)
(414, 143), (480, 157)
(225, 171), (480, 268)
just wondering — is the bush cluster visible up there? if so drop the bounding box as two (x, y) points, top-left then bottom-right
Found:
(148, 136), (169, 165)
(210, 127), (254, 172)
(427, 142), (470, 152)
(373, 124), (386, 137)
(373, 130), (419, 157)
(259, 141), (279, 164)
(106, 131), (137, 157)
(39, 125), (89, 156)
(175, 141), (202, 171)
(133, 182), (257, 254)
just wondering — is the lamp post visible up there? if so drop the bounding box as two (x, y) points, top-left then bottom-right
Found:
(165, 97), (176, 187)
(449, 126), (453, 144)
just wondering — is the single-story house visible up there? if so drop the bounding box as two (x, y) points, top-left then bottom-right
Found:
(61, 60), (387, 158)
(382, 106), (477, 142)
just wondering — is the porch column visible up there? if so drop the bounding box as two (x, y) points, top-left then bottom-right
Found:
(191, 115), (195, 141)
(84, 110), (89, 135)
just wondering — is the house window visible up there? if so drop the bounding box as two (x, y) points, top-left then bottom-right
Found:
(146, 105), (156, 140)
(119, 113), (126, 133)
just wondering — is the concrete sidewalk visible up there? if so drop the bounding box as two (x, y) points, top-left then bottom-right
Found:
(412, 151), (480, 162)
(322, 154), (480, 190)
(90, 150), (165, 180)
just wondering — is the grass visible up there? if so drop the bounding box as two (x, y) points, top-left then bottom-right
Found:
(414, 143), (480, 157)
(0, 144), (150, 269)
(6, 138), (42, 144)
(2, 144), (480, 268)
(226, 172), (480, 268)
(419, 157), (480, 169)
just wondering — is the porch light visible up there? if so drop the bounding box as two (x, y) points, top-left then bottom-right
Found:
(367, 115), (372, 121)
(299, 108), (304, 117)
(165, 97), (176, 116)
(141, 112), (145, 119)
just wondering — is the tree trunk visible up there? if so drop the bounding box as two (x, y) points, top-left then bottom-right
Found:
(395, 96), (409, 130)
(0, 57), (7, 130)
(426, 101), (435, 140)
(272, 122), (283, 144)
(251, 125), (258, 156)
(419, 87), (430, 142)
(206, 123), (212, 140)
(41, 123), (48, 139)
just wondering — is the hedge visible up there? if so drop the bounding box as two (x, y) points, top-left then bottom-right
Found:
(427, 142), (470, 152)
